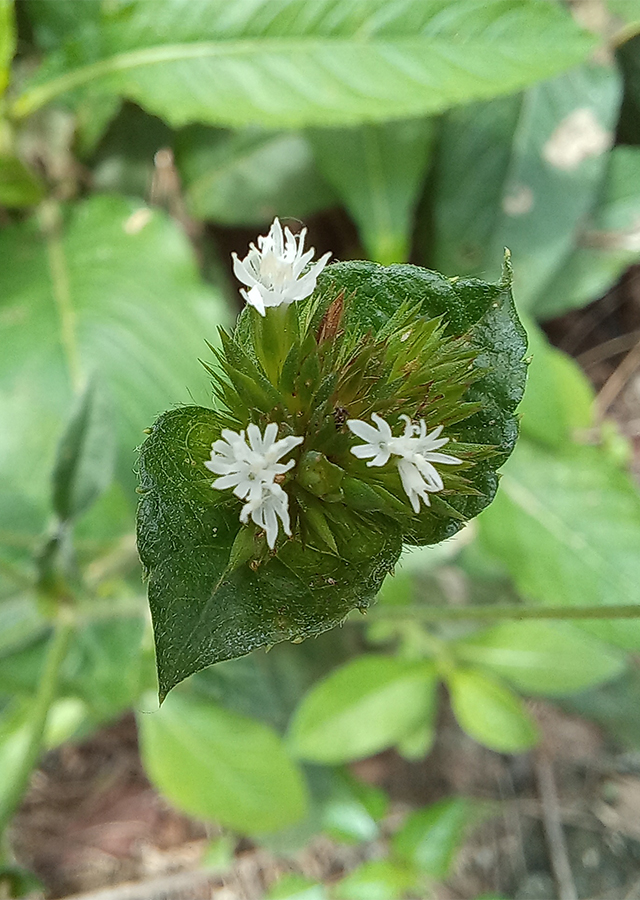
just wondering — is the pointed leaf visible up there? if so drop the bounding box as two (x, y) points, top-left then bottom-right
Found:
(52, 376), (115, 522)
(392, 797), (478, 877)
(14, 0), (595, 127)
(447, 667), (539, 753)
(137, 691), (307, 834)
(288, 655), (436, 764)
(309, 119), (435, 264)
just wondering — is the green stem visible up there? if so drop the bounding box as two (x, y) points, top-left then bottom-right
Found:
(371, 604), (640, 622)
(0, 612), (73, 843)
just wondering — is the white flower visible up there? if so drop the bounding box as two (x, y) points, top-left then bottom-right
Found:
(205, 422), (303, 548)
(347, 413), (462, 513)
(231, 217), (331, 316)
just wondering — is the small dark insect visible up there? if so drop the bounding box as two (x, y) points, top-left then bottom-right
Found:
(333, 406), (349, 428)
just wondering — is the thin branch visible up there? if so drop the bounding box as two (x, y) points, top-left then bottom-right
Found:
(369, 603), (640, 622)
(534, 751), (578, 900)
(596, 337), (640, 421)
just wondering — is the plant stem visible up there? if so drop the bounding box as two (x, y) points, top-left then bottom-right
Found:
(0, 611), (73, 843)
(371, 603), (640, 622)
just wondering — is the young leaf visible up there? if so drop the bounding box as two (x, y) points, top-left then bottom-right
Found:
(137, 691), (308, 834)
(454, 621), (625, 696)
(14, 0), (595, 127)
(51, 376), (115, 523)
(333, 859), (415, 900)
(288, 655), (436, 764)
(392, 797), (479, 878)
(478, 441), (640, 650)
(0, 155), (45, 208)
(309, 119), (436, 264)
(446, 667), (539, 753)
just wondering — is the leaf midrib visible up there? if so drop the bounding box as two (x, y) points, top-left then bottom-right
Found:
(13, 33), (587, 119)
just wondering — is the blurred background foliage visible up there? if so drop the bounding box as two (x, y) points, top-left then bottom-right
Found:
(1, 1), (640, 898)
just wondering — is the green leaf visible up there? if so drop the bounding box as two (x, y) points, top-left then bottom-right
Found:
(138, 406), (402, 700)
(51, 376), (115, 523)
(333, 860), (415, 900)
(137, 690), (308, 834)
(455, 621), (625, 696)
(478, 440), (640, 649)
(530, 145), (640, 318)
(392, 797), (478, 877)
(266, 875), (328, 900)
(288, 655), (436, 764)
(0, 195), (227, 516)
(0, 596), (47, 659)
(0, 0), (15, 96)
(176, 127), (334, 226)
(446, 667), (539, 752)
(138, 260), (526, 694)
(428, 62), (621, 314)
(0, 155), (45, 208)
(309, 119), (435, 264)
(518, 322), (594, 450)
(14, 0), (596, 128)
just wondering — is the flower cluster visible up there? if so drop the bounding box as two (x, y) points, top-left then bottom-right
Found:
(232, 217), (331, 316)
(347, 413), (461, 512)
(205, 423), (303, 549)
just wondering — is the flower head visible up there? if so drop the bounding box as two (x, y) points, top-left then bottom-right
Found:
(232, 217), (331, 316)
(205, 422), (303, 548)
(347, 413), (462, 513)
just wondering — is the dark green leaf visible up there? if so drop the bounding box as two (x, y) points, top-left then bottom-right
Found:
(176, 127), (334, 226)
(137, 406), (401, 699)
(454, 621), (625, 696)
(446, 667), (539, 752)
(309, 119), (435, 264)
(14, 1), (596, 128)
(288, 655), (436, 764)
(52, 376), (115, 523)
(137, 690), (308, 833)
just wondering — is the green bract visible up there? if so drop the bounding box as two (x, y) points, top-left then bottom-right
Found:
(137, 257), (527, 699)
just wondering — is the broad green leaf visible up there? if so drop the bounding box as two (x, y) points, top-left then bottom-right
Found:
(447, 667), (539, 752)
(518, 322), (594, 450)
(392, 797), (478, 877)
(14, 0), (595, 128)
(309, 119), (435, 264)
(530, 146), (640, 318)
(561, 667), (640, 750)
(455, 621), (625, 696)
(428, 62), (621, 314)
(606, 0), (640, 35)
(176, 127), (334, 226)
(0, 0), (15, 96)
(333, 860), (415, 900)
(478, 440), (640, 649)
(288, 655), (436, 764)
(0, 155), (45, 207)
(267, 875), (327, 900)
(0, 195), (227, 520)
(137, 690), (308, 834)
(51, 376), (115, 523)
